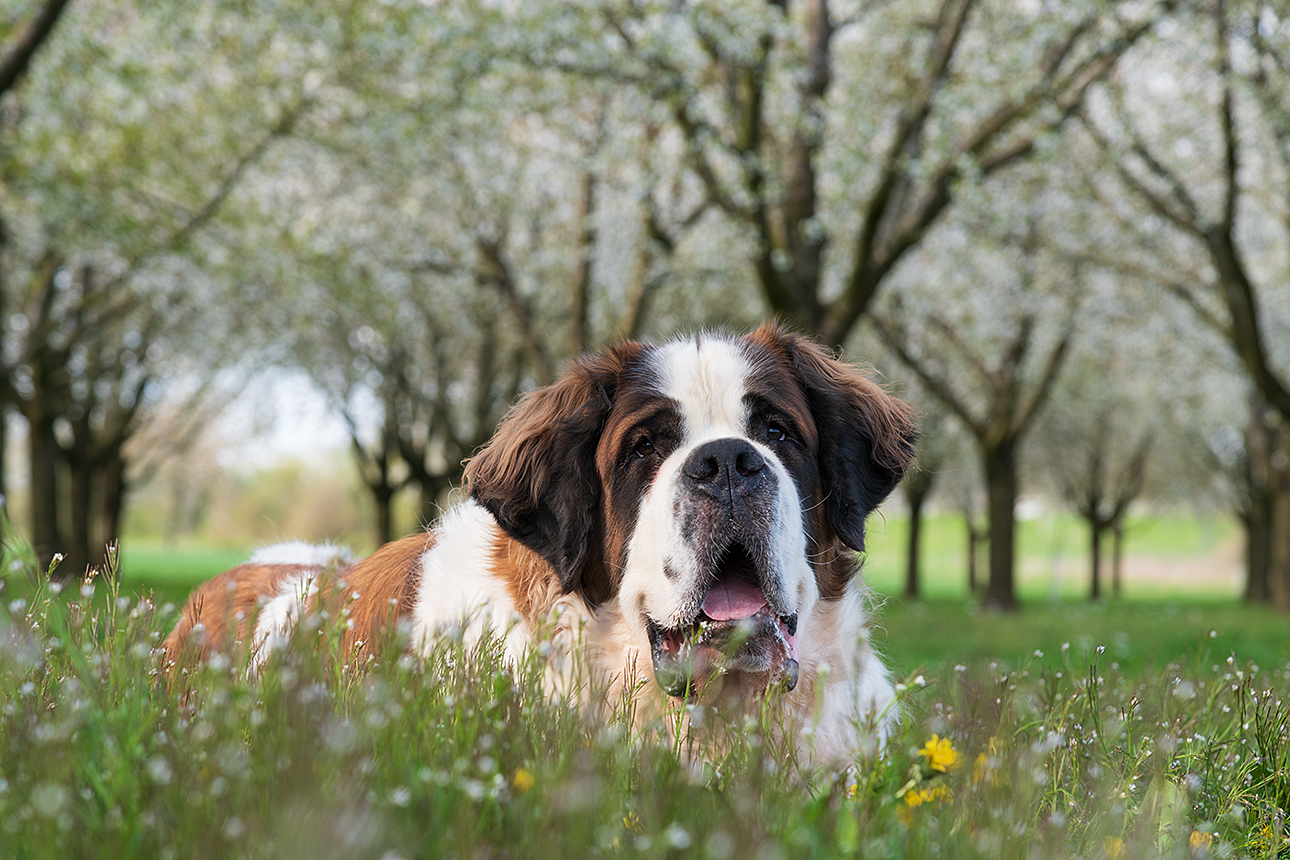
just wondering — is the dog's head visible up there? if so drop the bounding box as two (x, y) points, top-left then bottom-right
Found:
(466, 324), (916, 700)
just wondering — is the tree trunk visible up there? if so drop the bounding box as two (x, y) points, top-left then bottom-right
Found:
(983, 441), (1019, 611)
(65, 451), (93, 581)
(1088, 516), (1103, 602)
(28, 413), (63, 575)
(1111, 518), (1125, 600)
(373, 485), (394, 547)
(1269, 423), (1290, 611)
(902, 469), (935, 600)
(0, 403), (7, 513)
(905, 491), (925, 600)
(965, 516), (980, 593)
(1243, 398), (1274, 603)
(98, 452), (128, 576)
(1243, 503), (1271, 604)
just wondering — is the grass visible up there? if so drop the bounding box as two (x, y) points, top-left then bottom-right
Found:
(2, 513), (1288, 858)
(877, 599), (1290, 678)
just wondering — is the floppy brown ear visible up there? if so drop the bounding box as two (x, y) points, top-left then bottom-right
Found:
(752, 324), (918, 553)
(465, 345), (639, 604)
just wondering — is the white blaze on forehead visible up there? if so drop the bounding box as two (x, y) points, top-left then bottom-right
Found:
(653, 336), (751, 438)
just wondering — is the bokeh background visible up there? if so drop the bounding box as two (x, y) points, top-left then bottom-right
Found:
(2, 0), (1289, 658)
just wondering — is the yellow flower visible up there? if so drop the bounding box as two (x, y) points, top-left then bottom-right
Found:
(920, 735), (961, 773)
(1248, 824), (1276, 854)
(1189, 830), (1214, 857)
(903, 784), (952, 808)
(511, 767), (535, 794)
(972, 737), (1001, 785)
(623, 811), (642, 833)
(1103, 836), (1126, 859)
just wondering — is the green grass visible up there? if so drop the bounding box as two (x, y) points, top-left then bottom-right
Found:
(117, 543), (253, 608)
(2, 515), (1285, 858)
(2, 561), (1289, 859)
(877, 598), (1290, 677)
(117, 511), (1244, 608)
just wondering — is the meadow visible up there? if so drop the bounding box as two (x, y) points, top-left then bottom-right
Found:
(1, 512), (1288, 858)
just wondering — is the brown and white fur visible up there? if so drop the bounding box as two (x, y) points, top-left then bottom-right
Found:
(164, 325), (917, 762)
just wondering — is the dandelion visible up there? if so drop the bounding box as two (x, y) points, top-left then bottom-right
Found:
(1189, 830), (1214, 857)
(920, 735), (960, 773)
(903, 784), (951, 808)
(511, 767), (535, 794)
(1103, 836), (1126, 858)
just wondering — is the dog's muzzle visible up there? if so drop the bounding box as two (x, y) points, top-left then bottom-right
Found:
(646, 438), (801, 699)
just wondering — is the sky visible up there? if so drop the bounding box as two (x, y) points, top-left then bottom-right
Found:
(213, 369), (354, 471)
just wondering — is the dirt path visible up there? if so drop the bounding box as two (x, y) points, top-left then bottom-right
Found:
(1019, 534), (1245, 598)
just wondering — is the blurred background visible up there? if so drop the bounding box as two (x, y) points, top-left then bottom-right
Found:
(1, 0), (1288, 635)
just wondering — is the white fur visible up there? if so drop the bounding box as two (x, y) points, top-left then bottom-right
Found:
(248, 541), (354, 568)
(654, 337), (751, 440)
(408, 501), (526, 661)
(249, 573), (317, 673)
(794, 585), (897, 759)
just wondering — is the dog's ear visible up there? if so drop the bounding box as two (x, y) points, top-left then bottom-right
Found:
(465, 345), (638, 604)
(752, 324), (918, 553)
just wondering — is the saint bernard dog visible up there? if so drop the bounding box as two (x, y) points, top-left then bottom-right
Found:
(164, 324), (917, 761)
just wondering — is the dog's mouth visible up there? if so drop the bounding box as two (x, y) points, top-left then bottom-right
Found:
(646, 543), (800, 700)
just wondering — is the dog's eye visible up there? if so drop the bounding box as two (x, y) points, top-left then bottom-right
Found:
(766, 424), (787, 443)
(634, 438), (655, 458)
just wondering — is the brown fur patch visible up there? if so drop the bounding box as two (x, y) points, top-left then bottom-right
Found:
(163, 562), (318, 668)
(466, 342), (646, 604)
(325, 532), (431, 658)
(744, 323), (917, 476)
(491, 535), (563, 623)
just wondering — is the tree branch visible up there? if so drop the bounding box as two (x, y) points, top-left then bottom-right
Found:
(476, 237), (555, 385)
(0, 0), (72, 99)
(870, 307), (986, 438)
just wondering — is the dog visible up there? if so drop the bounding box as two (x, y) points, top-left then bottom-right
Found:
(164, 324), (917, 760)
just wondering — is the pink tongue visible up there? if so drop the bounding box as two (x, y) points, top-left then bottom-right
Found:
(702, 578), (768, 621)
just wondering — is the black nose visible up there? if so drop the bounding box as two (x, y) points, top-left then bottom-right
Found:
(682, 438), (766, 498)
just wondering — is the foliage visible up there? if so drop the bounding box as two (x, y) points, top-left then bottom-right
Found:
(1, 544), (1288, 858)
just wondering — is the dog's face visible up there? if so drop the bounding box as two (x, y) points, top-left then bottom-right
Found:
(467, 325), (916, 701)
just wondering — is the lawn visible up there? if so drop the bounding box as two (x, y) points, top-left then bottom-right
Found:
(1, 513), (1286, 858)
(878, 598), (1290, 677)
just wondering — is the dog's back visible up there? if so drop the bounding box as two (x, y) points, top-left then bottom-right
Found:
(163, 535), (429, 671)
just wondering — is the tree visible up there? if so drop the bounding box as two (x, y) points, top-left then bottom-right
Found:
(0, 0), (76, 531)
(243, 24), (753, 534)
(1043, 362), (1155, 601)
(895, 397), (951, 600)
(1078, 0), (1290, 608)
(1, 2), (315, 575)
(873, 204), (1081, 610)
(1207, 394), (1278, 604)
(526, 0), (1180, 348)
